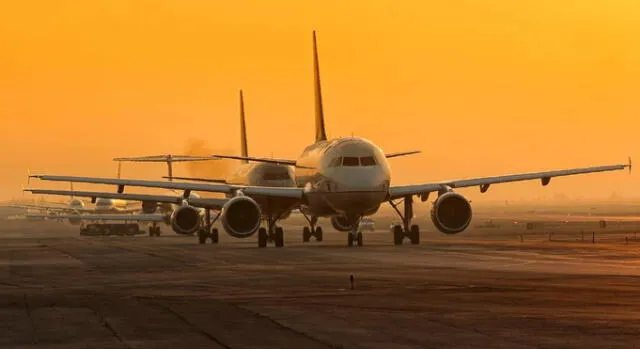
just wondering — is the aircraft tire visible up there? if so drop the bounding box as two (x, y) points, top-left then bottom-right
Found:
(210, 228), (219, 244)
(274, 227), (284, 247)
(357, 232), (363, 246)
(258, 228), (268, 248)
(347, 233), (354, 247)
(392, 225), (403, 245)
(197, 230), (208, 244)
(314, 227), (323, 242)
(410, 225), (420, 245)
(302, 227), (311, 242)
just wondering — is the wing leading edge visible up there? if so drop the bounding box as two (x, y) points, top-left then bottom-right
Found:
(389, 160), (632, 200)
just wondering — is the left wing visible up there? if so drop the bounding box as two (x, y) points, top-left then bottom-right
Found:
(389, 160), (632, 200)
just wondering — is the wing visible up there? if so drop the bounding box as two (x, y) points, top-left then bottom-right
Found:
(27, 176), (305, 200)
(23, 189), (229, 210)
(8, 204), (96, 213)
(28, 213), (167, 222)
(113, 155), (218, 162)
(389, 160), (632, 200)
(384, 150), (421, 158)
(162, 176), (227, 184)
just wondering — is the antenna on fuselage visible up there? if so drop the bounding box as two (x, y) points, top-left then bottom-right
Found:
(313, 30), (328, 143)
(239, 89), (249, 164)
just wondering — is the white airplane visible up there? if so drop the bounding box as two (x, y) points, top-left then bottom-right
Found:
(25, 91), (299, 247)
(25, 31), (632, 247)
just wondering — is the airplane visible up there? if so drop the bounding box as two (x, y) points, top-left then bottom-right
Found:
(8, 182), (91, 224)
(25, 30), (632, 248)
(26, 90), (301, 247)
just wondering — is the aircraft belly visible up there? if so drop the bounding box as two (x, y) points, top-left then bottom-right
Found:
(303, 191), (386, 216)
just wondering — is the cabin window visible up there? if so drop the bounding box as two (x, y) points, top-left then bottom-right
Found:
(359, 156), (376, 166)
(342, 157), (360, 166)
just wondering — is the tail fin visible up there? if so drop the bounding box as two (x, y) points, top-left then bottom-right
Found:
(117, 161), (122, 179)
(69, 182), (74, 199)
(313, 30), (327, 142)
(239, 89), (249, 163)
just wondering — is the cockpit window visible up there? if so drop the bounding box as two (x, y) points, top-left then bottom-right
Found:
(359, 156), (377, 166)
(329, 157), (342, 167)
(342, 157), (360, 166)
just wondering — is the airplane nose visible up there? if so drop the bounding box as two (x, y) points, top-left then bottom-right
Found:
(333, 168), (389, 191)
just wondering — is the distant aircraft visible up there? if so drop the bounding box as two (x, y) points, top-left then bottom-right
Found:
(26, 31), (632, 248)
(26, 90), (299, 247)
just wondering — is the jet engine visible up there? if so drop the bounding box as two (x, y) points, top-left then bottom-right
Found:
(170, 205), (202, 235)
(430, 191), (472, 234)
(220, 196), (262, 238)
(142, 200), (158, 214)
(331, 216), (354, 232)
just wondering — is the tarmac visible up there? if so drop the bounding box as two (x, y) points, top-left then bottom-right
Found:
(1, 218), (640, 349)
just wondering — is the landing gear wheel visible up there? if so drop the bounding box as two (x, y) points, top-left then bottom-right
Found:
(274, 227), (284, 248)
(155, 227), (161, 236)
(357, 232), (363, 246)
(409, 224), (420, 245)
(393, 225), (403, 245)
(303, 227), (311, 242)
(315, 227), (324, 242)
(258, 228), (268, 248)
(210, 228), (219, 244)
(347, 234), (354, 247)
(148, 226), (154, 237)
(197, 229), (208, 244)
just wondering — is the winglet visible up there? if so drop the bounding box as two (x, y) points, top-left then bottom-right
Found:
(628, 156), (632, 174)
(313, 30), (327, 142)
(239, 89), (249, 163)
(26, 168), (31, 185)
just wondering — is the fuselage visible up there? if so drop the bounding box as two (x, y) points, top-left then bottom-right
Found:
(295, 137), (391, 218)
(226, 162), (297, 220)
(94, 198), (131, 213)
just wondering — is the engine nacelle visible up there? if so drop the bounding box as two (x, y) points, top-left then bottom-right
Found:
(142, 200), (158, 214)
(331, 216), (354, 232)
(430, 191), (472, 234)
(170, 205), (202, 235)
(220, 196), (262, 239)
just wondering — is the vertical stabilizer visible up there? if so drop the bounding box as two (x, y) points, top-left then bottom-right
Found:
(69, 182), (74, 200)
(313, 30), (327, 142)
(117, 161), (122, 179)
(239, 90), (249, 163)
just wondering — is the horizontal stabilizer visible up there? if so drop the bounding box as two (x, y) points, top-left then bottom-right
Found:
(113, 155), (217, 162)
(162, 176), (227, 184)
(208, 154), (315, 169)
(385, 150), (421, 159)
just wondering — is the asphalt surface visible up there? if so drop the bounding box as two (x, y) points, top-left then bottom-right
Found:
(1, 219), (640, 349)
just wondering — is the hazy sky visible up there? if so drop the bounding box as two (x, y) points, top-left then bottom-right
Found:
(1, 0), (638, 202)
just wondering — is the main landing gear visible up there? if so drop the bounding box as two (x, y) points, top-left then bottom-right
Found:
(258, 216), (284, 248)
(388, 195), (420, 245)
(148, 222), (161, 237)
(301, 215), (323, 242)
(198, 209), (220, 245)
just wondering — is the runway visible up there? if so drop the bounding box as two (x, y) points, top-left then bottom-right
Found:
(1, 220), (640, 348)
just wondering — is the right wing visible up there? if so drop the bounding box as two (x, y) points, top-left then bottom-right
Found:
(28, 213), (167, 222)
(162, 176), (227, 184)
(8, 204), (96, 213)
(23, 189), (229, 210)
(27, 176), (305, 200)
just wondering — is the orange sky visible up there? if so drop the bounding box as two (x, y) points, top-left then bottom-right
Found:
(0, 0), (638, 203)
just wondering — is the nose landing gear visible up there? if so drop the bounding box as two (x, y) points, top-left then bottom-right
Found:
(301, 214), (323, 242)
